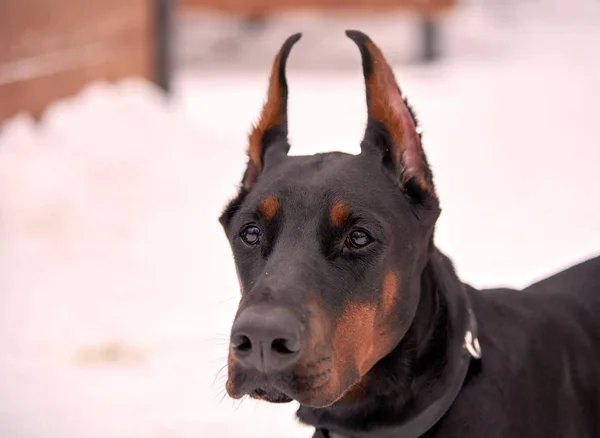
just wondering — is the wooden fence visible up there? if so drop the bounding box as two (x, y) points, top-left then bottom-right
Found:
(0, 0), (160, 124)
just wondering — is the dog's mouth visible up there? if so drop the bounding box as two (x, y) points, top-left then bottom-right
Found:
(227, 367), (335, 406)
(250, 386), (293, 403)
(228, 372), (295, 404)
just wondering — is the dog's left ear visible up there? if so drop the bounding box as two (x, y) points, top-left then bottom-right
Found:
(242, 33), (302, 191)
(347, 30), (436, 200)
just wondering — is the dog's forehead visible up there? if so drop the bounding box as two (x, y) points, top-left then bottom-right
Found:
(275, 151), (357, 179)
(257, 152), (387, 204)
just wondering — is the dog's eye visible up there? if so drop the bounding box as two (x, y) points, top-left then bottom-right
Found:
(240, 225), (261, 245)
(345, 229), (373, 249)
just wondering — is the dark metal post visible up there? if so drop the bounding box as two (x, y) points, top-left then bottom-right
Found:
(154, 0), (173, 94)
(420, 17), (440, 63)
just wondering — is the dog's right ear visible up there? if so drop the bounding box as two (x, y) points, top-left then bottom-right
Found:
(242, 33), (302, 191)
(220, 33), (301, 229)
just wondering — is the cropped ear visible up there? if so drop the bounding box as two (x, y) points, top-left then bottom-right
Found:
(346, 30), (436, 199)
(242, 33), (302, 191)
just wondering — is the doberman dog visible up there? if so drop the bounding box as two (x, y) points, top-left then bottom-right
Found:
(218, 31), (600, 437)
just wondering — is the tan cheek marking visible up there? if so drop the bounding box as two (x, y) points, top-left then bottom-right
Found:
(330, 202), (350, 228)
(381, 271), (398, 316)
(333, 302), (382, 377)
(259, 196), (279, 221)
(305, 298), (392, 405)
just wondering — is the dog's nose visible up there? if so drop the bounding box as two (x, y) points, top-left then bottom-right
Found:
(230, 306), (303, 372)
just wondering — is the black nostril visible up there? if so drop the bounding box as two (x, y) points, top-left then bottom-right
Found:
(230, 306), (304, 371)
(232, 334), (252, 353)
(271, 338), (298, 355)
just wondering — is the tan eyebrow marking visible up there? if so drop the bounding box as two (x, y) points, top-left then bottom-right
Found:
(258, 196), (279, 221)
(330, 202), (350, 228)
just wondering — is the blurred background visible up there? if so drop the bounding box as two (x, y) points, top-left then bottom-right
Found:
(0, 0), (599, 437)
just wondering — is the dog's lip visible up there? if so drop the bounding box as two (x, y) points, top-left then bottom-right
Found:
(250, 386), (293, 403)
(229, 371), (317, 403)
(228, 372), (276, 396)
(228, 365), (336, 405)
(231, 373), (295, 403)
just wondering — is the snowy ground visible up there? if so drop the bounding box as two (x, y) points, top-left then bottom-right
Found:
(1, 1), (600, 437)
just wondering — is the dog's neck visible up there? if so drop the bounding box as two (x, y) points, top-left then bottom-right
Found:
(297, 247), (473, 435)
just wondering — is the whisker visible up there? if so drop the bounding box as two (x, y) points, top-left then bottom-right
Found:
(216, 296), (240, 305)
(212, 364), (228, 388)
(217, 389), (229, 404)
(233, 396), (247, 412)
(203, 336), (231, 344)
(208, 355), (229, 365)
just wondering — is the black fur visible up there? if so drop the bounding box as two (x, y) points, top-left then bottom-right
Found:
(219, 31), (600, 438)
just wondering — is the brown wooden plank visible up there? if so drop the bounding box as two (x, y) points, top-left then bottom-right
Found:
(0, 0), (153, 124)
(0, 33), (151, 123)
(178, 0), (456, 16)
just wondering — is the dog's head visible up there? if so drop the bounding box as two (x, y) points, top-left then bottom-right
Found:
(219, 31), (440, 408)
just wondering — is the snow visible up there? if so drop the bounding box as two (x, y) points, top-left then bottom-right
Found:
(1, 1), (599, 437)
